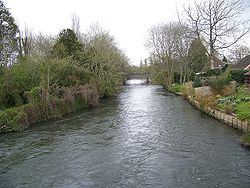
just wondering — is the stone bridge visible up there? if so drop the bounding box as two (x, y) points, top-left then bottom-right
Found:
(126, 73), (151, 80)
(124, 73), (151, 85)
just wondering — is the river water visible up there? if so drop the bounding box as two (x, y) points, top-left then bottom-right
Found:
(0, 81), (250, 187)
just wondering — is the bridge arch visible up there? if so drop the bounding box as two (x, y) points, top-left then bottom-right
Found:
(125, 73), (151, 84)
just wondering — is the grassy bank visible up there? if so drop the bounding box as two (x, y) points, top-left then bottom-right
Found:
(0, 84), (99, 132)
(169, 82), (250, 146)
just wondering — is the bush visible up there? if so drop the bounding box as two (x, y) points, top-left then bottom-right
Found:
(230, 69), (247, 84)
(192, 77), (202, 88)
(0, 107), (29, 132)
(183, 82), (194, 97)
(208, 76), (231, 93)
(200, 69), (222, 77)
(224, 104), (233, 115)
(169, 84), (184, 93)
(195, 93), (218, 109)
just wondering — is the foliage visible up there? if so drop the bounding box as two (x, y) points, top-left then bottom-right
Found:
(230, 69), (247, 84)
(169, 84), (184, 93)
(200, 69), (222, 77)
(217, 86), (250, 121)
(146, 22), (193, 87)
(195, 93), (218, 109)
(187, 38), (210, 73)
(208, 75), (231, 93)
(217, 96), (240, 108)
(0, 15), (128, 131)
(183, 82), (194, 98)
(192, 77), (202, 88)
(224, 104), (233, 115)
(0, 57), (41, 108)
(235, 101), (250, 122)
(221, 64), (228, 73)
(0, 106), (28, 131)
(184, 0), (249, 63)
(52, 29), (83, 61)
(0, 0), (19, 66)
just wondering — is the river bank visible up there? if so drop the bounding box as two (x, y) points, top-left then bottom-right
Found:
(0, 84), (100, 133)
(169, 83), (250, 147)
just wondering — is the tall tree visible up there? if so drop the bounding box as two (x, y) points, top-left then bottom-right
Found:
(17, 27), (32, 58)
(71, 13), (80, 38)
(0, 0), (18, 66)
(146, 22), (192, 86)
(187, 38), (209, 73)
(184, 0), (250, 69)
(52, 29), (83, 61)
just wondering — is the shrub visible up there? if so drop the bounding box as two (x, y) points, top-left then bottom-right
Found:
(192, 77), (202, 88)
(200, 69), (222, 77)
(221, 81), (236, 96)
(208, 76), (231, 93)
(195, 93), (218, 109)
(224, 104), (233, 115)
(183, 82), (194, 97)
(0, 107), (29, 132)
(173, 72), (180, 83)
(230, 69), (247, 84)
(169, 84), (184, 93)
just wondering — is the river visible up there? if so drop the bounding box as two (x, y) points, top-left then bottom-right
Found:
(0, 81), (250, 187)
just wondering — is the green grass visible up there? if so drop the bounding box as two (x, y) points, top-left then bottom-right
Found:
(235, 101), (250, 122)
(169, 84), (184, 93)
(216, 86), (250, 122)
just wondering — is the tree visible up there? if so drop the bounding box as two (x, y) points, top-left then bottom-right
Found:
(84, 25), (129, 96)
(184, 0), (250, 69)
(187, 38), (209, 73)
(144, 58), (147, 68)
(71, 13), (80, 38)
(30, 33), (54, 58)
(140, 60), (143, 68)
(52, 29), (83, 61)
(229, 45), (250, 63)
(0, 0), (18, 66)
(17, 27), (32, 58)
(146, 22), (192, 86)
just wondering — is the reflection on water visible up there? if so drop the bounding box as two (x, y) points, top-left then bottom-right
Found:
(0, 80), (250, 187)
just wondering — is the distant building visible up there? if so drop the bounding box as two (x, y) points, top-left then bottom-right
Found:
(244, 72), (250, 85)
(212, 56), (226, 69)
(233, 55), (250, 70)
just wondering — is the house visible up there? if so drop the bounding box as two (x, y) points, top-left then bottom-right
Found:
(244, 72), (250, 86)
(212, 56), (226, 69)
(233, 55), (250, 70)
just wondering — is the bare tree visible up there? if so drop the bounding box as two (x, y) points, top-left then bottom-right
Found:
(146, 22), (192, 86)
(229, 44), (250, 63)
(71, 13), (80, 37)
(30, 33), (54, 58)
(17, 26), (32, 57)
(184, 0), (250, 68)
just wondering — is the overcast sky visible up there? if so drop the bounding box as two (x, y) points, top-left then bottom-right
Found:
(4, 0), (250, 65)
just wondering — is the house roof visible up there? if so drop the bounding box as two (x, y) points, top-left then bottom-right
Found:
(213, 57), (225, 69)
(234, 55), (250, 70)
